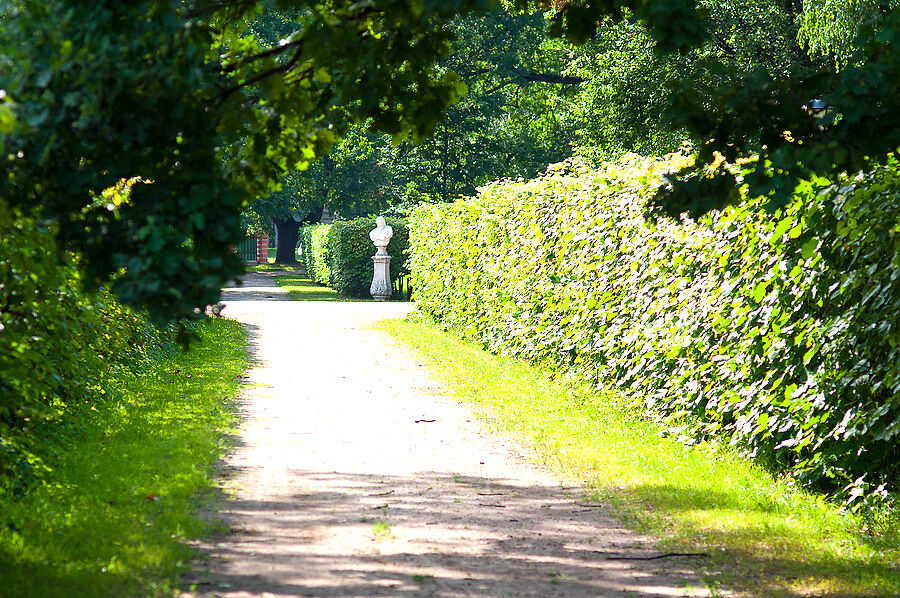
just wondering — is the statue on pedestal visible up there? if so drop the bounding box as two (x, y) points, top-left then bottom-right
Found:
(369, 216), (393, 301)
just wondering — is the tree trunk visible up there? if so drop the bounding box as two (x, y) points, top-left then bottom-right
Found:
(273, 217), (300, 264)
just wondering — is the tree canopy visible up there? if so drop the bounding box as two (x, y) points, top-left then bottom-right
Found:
(3, 0), (900, 319)
(526, 0), (900, 217)
(0, 0), (488, 319)
(244, 8), (579, 232)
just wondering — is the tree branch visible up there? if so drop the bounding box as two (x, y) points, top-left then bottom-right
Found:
(217, 46), (305, 103)
(521, 72), (584, 85)
(712, 33), (737, 57)
(456, 67), (492, 80)
(220, 40), (303, 74)
(484, 79), (518, 95)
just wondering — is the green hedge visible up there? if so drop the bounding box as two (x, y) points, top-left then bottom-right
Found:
(1, 202), (173, 491)
(409, 154), (900, 505)
(300, 223), (333, 285)
(300, 217), (410, 298)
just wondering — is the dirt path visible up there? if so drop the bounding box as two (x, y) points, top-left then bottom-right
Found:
(183, 271), (710, 597)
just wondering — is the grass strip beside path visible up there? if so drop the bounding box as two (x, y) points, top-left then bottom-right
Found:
(0, 318), (248, 597)
(273, 272), (358, 302)
(382, 317), (900, 598)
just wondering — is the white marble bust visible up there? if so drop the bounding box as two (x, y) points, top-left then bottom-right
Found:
(369, 216), (393, 253)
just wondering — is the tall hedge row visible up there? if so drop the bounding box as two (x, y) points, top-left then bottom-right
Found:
(409, 154), (900, 504)
(300, 224), (333, 285)
(1, 202), (173, 490)
(300, 218), (410, 298)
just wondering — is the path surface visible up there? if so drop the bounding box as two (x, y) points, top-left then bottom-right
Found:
(183, 271), (709, 597)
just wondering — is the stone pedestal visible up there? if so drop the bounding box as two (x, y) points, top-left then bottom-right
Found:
(370, 251), (392, 302)
(369, 216), (394, 301)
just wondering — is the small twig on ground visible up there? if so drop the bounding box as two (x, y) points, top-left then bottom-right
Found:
(605, 552), (710, 561)
(370, 489), (395, 497)
(414, 419), (436, 423)
(478, 503), (505, 508)
(476, 492), (505, 496)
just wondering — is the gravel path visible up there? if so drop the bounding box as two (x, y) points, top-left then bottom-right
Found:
(182, 271), (710, 597)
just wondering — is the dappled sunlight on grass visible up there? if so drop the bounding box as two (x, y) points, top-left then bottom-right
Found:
(382, 317), (900, 597)
(246, 263), (293, 273)
(0, 319), (248, 597)
(273, 273), (363, 302)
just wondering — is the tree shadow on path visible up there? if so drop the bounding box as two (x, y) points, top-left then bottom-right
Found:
(185, 469), (711, 597)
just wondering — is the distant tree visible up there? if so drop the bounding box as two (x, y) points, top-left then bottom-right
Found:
(247, 8), (581, 240)
(249, 127), (395, 262)
(559, 0), (829, 163)
(379, 11), (577, 202)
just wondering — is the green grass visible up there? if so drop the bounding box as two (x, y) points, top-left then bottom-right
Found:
(263, 247), (299, 263)
(273, 273), (364, 302)
(381, 317), (900, 597)
(371, 519), (393, 539)
(0, 318), (249, 597)
(246, 263), (295, 273)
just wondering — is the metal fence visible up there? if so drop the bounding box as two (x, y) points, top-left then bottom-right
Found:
(237, 237), (257, 262)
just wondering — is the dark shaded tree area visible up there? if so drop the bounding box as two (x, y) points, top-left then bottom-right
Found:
(534, 0), (900, 216)
(245, 9), (582, 252)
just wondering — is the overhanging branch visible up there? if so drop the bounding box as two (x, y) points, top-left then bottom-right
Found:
(217, 45), (305, 103)
(521, 72), (584, 85)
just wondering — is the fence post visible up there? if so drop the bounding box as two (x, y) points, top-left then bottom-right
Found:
(256, 235), (269, 264)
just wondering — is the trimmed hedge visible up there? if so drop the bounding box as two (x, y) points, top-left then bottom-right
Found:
(409, 154), (900, 505)
(1, 202), (173, 490)
(300, 223), (333, 285)
(300, 217), (410, 298)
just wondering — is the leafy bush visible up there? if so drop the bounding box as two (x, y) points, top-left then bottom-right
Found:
(0, 201), (172, 490)
(300, 218), (410, 298)
(409, 154), (900, 505)
(300, 224), (333, 285)
(327, 218), (410, 298)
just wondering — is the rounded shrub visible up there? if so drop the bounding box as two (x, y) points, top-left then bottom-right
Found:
(326, 217), (410, 298)
(300, 217), (410, 298)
